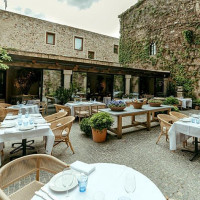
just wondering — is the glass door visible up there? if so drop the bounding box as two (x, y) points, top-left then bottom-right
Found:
(0, 70), (6, 99)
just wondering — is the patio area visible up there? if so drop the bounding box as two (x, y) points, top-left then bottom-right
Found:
(1, 109), (200, 200)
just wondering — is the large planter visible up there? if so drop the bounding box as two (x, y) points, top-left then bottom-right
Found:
(110, 106), (126, 111)
(149, 102), (161, 107)
(132, 102), (143, 109)
(92, 128), (107, 143)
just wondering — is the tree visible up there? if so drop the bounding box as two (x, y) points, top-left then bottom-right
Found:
(0, 47), (11, 70)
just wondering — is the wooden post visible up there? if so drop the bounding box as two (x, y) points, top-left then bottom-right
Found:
(117, 115), (122, 139)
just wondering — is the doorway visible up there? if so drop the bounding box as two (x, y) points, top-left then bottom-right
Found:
(0, 70), (6, 99)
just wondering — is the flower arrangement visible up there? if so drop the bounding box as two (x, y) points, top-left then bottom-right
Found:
(148, 99), (162, 104)
(108, 100), (126, 108)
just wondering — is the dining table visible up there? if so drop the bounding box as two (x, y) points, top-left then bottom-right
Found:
(100, 104), (172, 139)
(0, 113), (55, 166)
(177, 98), (192, 109)
(9, 104), (39, 114)
(169, 116), (200, 161)
(32, 163), (165, 200)
(65, 101), (106, 116)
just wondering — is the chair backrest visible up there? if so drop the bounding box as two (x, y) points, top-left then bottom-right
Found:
(169, 111), (187, 119)
(0, 103), (12, 108)
(44, 111), (68, 123)
(5, 108), (19, 115)
(0, 154), (68, 189)
(50, 116), (75, 138)
(157, 114), (178, 132)
(54, 104), (71, 115)
(0, 107), (6, 121)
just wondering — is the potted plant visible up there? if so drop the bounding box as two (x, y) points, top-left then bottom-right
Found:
(132, 99), (143, 109)
(163, 96), (179, 106)
(194, 99), (200, 110)
(108, 100), (126, 111)
(148, 99), (162, 107)
(53, 86), (72, 104)
(80, 118), (92, 137)
(89, 112), (114, 143)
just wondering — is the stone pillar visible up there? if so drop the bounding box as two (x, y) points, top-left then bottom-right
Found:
(125, 75), (131, 95)
(163, 78), (169, 97)
(131, 76), (139, 93)
(63, 70), (72, 89)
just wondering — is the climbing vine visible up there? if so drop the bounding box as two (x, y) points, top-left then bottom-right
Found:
(0, 47), (11, 70)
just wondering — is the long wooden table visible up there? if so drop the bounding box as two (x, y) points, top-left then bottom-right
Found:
(100, 105), (172, 139)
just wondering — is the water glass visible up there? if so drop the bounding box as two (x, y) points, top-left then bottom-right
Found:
(29, 118), (34, 125)
(124, 172), (136, 193)
(18, 119), (22, 126)
(25, 111), (29, 118)
(77, 174), (88, 192)
(192, 118), (196, 123)
(23, 120), (28, 127)
(196, 118), (200, 124)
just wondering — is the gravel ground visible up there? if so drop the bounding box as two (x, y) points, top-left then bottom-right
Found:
(1, 109), (200, 200)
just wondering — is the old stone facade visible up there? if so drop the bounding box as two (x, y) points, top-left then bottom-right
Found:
(0, 10), (119, 63)
(119, 0), (200, 97)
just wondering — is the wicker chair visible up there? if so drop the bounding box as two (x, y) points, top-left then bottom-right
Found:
(50, 116), (75, 153)
(54, 104), (71, 116)
(44, 111), (68, 123)
(0, 107), (6, 122)
(91, 105), (106, 114)
(0, 154), (68, 200)
(5, 108), (19, 115)
(156, 114), (178, 144)
(169, 111), (188, 119)
(38, 101), (47, 116)
(0, 103), (12, 108)
(74, 106), (90, 123)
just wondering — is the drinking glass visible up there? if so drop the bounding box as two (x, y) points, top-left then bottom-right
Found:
(23, 101), (26, 105)
(18, 118), (23, 127)
(29, 118), (34, 125)
(62, 168), (72, 197)
(23, 119), (28, 127)
(124, 172), (136, 194)
(25, 111), (29, 118)
(77, 173), (88, 192)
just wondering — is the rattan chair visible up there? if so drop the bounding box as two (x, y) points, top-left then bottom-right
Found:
(0, 103), (12, 108)
(0, 107), (6, 122)
(5, 108), (19, 115)
(157, 114), (178, 144)
(74, 106), (90, 123)
(0, 154), (69, 200)
(91, 105), (106, 114)
(54, 104), (71, 116)
(44, 111), (68, 123)
(38, 101), (47, 116)
(169, 111), (187, 119)
(50, 116), (75, 153)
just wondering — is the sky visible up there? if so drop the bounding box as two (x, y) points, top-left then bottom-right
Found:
(0, 0), (138, 38)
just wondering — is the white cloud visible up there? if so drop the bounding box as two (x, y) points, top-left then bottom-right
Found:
(0, 0), (137, 38)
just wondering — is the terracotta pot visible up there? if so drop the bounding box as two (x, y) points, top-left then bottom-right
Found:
(92, 128), (107, 143)
(110, 106), (126, 111)
(132, 102), (143, 109)
(149, 102), (161, 107)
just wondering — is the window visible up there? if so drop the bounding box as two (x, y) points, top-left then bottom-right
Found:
(46, 32), (55, 45)
(74, 37), (83, 51)
(150, 42), (156, 55)
(114, 45), (118, 54)
(88, 51), (95, 59)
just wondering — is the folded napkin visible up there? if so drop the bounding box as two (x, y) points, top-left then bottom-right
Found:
(34, 119), (46, 124)
(70, 161), (95, 175)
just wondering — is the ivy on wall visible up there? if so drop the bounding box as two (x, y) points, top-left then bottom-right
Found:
(0, 47), (11, 70)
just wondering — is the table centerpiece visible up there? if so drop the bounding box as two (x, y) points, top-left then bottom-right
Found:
(148, 99), (162, 107)
(108, 100), (126, 111)
(132, 100), (143, 109)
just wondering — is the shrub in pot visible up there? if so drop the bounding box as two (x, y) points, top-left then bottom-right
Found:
(163, 96), (179, 106)
(80, 118), (92, 137)
(89, 112), (114, 143)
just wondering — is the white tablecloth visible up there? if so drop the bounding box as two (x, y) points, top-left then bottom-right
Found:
(65, 102), (106, 116)
(178, 98), (192, 109)
(9, 104), (39, 114)
(103, 97), (111, 105)
(169, 119), (197, 150)
(0, 114), (54, 165)
(32, 163), (165, 200)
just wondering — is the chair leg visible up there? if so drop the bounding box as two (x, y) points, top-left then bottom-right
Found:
(68, 141), (75, 154)
(156, 132), (163, 144)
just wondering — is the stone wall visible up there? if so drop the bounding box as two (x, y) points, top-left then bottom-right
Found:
(119, 0), (200, 97)
(0, 10), (119, 63)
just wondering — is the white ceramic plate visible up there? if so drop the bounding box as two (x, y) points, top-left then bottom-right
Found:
(5, 115), (18, 120)
(191, 114), (199, 118)
(1, 123), (16, 128)
(19, 125), (34, 131)
(49, 171), (78, 192)
(181, 118), (191, 122)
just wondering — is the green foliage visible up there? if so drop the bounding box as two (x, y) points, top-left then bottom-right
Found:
(163, 96), (179, 105)
(166, 82), (176, 97)
(80, 118), (92, 137)
(54, 87), (72, 104)
(148, 99), (162, 104)
(0, 47), (11, 70)
(171, 106), (179, 112)
(183, 30), (194, 44)
(195, 99), (200, 106)
(89, 112), (114, 131)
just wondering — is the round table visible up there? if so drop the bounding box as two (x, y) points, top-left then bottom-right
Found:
(32, 163), (165, 200)
(9, 104), (39, 114)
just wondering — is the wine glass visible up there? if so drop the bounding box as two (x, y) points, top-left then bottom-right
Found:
(124, 172), (136, 195)
(62, 168), (72, 197)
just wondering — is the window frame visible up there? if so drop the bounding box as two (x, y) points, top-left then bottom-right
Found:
(150, 42), (156, 56)
(74, 36), (83, 51)
(114, 45), (119, 54)
(46, 32), (55, 45)
(88, 51), (95, 59)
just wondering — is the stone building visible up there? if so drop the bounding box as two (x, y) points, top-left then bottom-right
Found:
(0, 8), (169, 102)
(119, 0), (200, 97)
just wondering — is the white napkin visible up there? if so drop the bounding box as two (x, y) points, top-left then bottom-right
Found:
(70, 161), (95, 175)
(34, 119), (46, 124)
